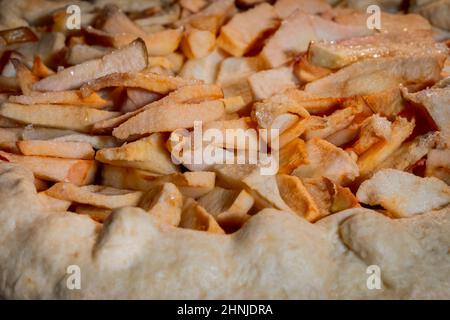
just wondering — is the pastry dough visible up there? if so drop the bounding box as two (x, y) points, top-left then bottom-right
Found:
(0, 163), (448, 299)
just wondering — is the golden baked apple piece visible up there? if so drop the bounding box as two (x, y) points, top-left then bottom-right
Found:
(216, 56), (264, 86)
(252, 88), (310, 130)
(84, 26), (183, 56)
(10, 90), (111, 108)
(112, 100), (225, 140)
(292, 137), (359, 186)
(101, 165), (159, 190)
(20, 126), (120, 149)
(275, 174), (359, 222)
(403, 85), (450, 137)
(197, 187), (254, 230)
(248, 66), (297, 101)
(102, 165), (215, 199)
(11, 59), (37, 95)
(0, 127), (22, 153)
(201, 116), (256, 149)
(181, 27), (216, 59)
(307, 32), (438, 70)
(217, 3), (279, 57)
(146, 52), (185, 75)
(216, 56), (263, 108)
(179, 48), (226, 84)
(66, 43), (114, 65)
(31, 56), (54, 78)
(92, 84), (223, 134)
(357, 117), (415, 179)
(80, 72), (199, 97)
(426, 149), (450, 185)
(276, 174), (320, 222)
(175, 0), (235, 34)
(357, 169), (450, 217)
(0, 151), (97, 185)
(260, 10), (371, 68)
(214, 164), (292, 212)
(277, 138), (307, 175)
(66, 44), (111, 65)
(221, 96), (246, 114)
(167, 128), (234, 172)
(0, 103), (120, 133)
(46, 183), (143, 209)
(139, 182), (183, 226)
(17, 140), (95, 160)
(349, 114), (392, 156)
(135, 2), (181, 26)
(97, 4), (149, 36)
(96, 133), (179, 174)
(374, 132), (438, 172)
(32, 39), (148, 92)
(74, 205), (111, 223)
(180, 197), (225, 234)
(242, 168), (292, 212)
(85, 5), (183, 56)
(293, 56), (332, 84)
(303, 107), (359, 141)
(305, 54), (445, 97)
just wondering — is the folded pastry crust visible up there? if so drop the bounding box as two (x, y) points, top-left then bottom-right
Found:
(0, 162), (448, 299)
